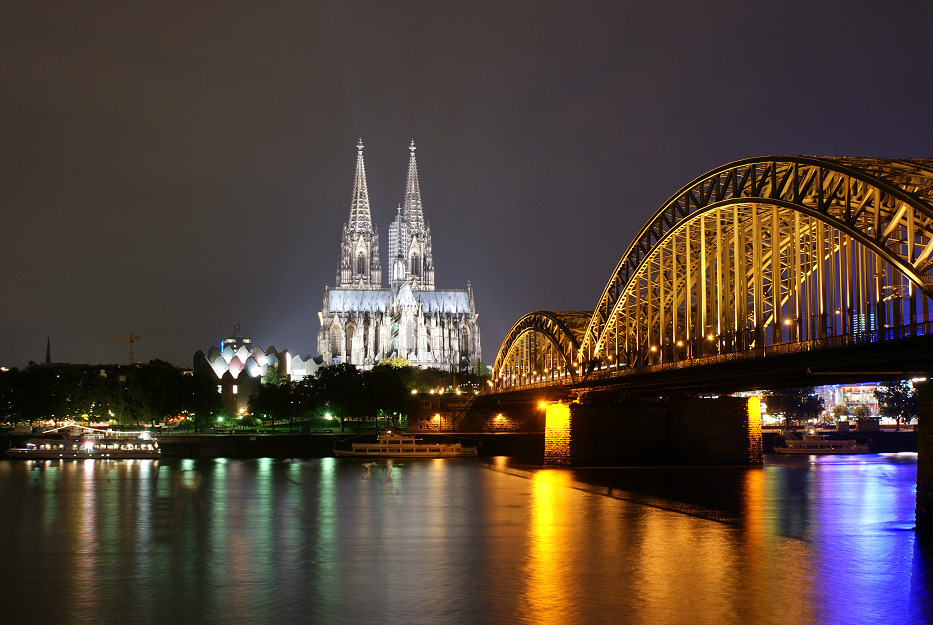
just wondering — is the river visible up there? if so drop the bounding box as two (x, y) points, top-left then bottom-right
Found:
(0, 453), (929, 624)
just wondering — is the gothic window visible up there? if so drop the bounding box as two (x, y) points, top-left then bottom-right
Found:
(407, 321), (416, 352)
(460, 326), (471, 369)
(345, 323), (355, 363)
(329, 326), (341, 360)
(356, 251), (366, 275)
(363, 321), (369, 360)
(411, 254), (421, 277)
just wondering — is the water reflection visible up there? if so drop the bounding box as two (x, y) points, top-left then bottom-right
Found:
(0, 454), (928, 624)
(523, 470), (573, 624)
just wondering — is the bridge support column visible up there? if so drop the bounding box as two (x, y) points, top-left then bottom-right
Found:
(916, 381), (933, 531)
(560, 395), (762, 466)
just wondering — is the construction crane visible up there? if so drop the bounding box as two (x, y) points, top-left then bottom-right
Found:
(113, 331), (140, 365)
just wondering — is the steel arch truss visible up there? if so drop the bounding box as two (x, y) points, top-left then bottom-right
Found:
(581, 156), (933, 367)
(493, 311), (591, 390)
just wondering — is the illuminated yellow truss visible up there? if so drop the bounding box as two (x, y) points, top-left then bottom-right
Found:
(495, 157), (933, 389)
(582, 156), (933, 368)
(493, 311), (590, 390)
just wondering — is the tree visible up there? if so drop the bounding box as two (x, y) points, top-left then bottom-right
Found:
(312, 363), (365, 424)
(124, 360), (190, 424)
(852, 404), (871, 419)
(832, 403), (848, 420)
(249, 379), (297, 430)
(874, 380), (918, 430)
(764, 387), (824, 427)
(362, 364), (412, 428)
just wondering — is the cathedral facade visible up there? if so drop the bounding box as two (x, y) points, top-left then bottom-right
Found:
(317, 140), (481, 370)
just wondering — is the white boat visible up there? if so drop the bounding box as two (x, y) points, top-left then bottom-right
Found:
(334, 432), (478, 458)
(5, 425), (161, 459)
(774, 432), (870, 455)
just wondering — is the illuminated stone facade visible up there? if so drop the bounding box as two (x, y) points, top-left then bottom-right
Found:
(318, 140), (481, 370)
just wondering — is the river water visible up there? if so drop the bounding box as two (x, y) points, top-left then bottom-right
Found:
(0, 453), (930, 625)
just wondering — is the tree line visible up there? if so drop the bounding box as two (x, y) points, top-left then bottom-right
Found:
(250, 360), (487, 430)
(0, 360), (220, 427)
(0, 358), (490, 432)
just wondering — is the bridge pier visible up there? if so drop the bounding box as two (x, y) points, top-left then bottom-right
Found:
(545, 395), (762, 466)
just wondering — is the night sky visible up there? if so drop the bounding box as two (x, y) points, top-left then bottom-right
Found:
(3, 1), (932, 368)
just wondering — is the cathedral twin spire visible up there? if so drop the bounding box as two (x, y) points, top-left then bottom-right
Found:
(347, 139), (374, 234)
(336, 139), (434, 291)
(336, 139), (381, 288)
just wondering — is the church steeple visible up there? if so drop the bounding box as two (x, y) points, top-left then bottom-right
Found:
(402, 140), (426, 233)
(348, 138), (373, 233)
(389, 140), (435, 290)
(336, 139), (382, 289)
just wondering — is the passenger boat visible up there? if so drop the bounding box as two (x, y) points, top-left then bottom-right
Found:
(774, 432), (870, 455)
(5, 425), (161, 459)
(334, 432), (478, 458)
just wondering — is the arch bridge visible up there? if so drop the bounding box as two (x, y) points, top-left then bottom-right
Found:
(494, 156), (933, 392)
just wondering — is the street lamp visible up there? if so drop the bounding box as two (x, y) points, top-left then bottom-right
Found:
(324, 413), (343, 432)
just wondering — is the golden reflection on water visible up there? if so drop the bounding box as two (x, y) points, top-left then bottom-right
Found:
(522, 470), (574, 624)
(511, 463), (827, 625)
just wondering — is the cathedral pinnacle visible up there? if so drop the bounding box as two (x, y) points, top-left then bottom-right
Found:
(336, 138), (381, 289)
(347, 139), (373, 233)
(402, 140), (425, 230)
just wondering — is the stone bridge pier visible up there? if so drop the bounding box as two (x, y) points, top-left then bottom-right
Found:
(543, 394), (763, 466)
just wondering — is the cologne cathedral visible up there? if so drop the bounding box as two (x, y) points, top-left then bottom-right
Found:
(317, 140), (481, 370)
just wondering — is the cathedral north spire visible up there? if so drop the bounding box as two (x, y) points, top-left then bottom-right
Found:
(336, 138), (381, 289)
(347, 138), (373, 233)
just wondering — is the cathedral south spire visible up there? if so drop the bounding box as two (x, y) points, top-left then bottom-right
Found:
(336, 139), (382, 289)
(388, 140), (435, 290)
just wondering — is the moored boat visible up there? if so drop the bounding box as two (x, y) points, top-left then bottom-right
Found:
(6, 425), (161, 459)
(334, 431), (478, 458)
(774, 432), (870, 455)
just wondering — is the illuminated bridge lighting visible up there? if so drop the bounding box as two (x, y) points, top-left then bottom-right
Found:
(493, 157), (933, 392)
